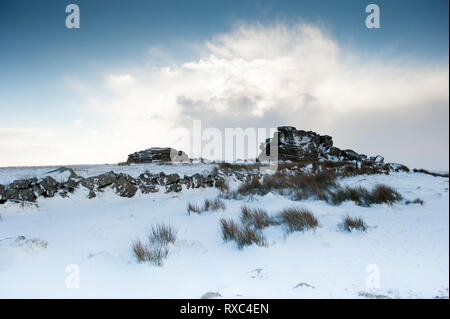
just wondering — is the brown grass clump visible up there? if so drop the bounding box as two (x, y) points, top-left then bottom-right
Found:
(342, 215), (367, 232)
(237, 176), (267, 196)
(131, 223), (177, 266)
(187, 202), (202, 214)
(235, 224), (267, 249)
(277, 207), (319, 233)
(405, 198), (424, 205)
(219, 218), (240, 242)
(214, 179), (229, 192)
(219, 218), (267, 249)
(203, 198), (226, 211)
(188, 198), (226, 214)
(370, 184), (402, 204)
(331, 184), (402, 206)
(131, 239), (170, 266)
(237, 169), (336, 200)
(331, 186), (372, 206)
(240, 205), (275, 229)
(148, 223), (178, 245)
(131, 239), (148, 262)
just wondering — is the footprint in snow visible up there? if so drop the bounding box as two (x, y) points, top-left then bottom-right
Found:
(249, 268), (264, 279)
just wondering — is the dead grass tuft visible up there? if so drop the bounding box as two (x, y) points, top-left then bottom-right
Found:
(405, 198), (424, 205)
(370, 184), (402, 204)
(331, 186), (372, 206)
(188, 198), (226, 214)
(277, 207), (319, 233)
(219, 218), (267, 249)
(342, 215), (367, 232)
(331, 184), (402, 206)
(187, 202), (202, 214)
(240, 205), (275, 229)
(131, 223), (177, 266)
(203, 198), (226, 212)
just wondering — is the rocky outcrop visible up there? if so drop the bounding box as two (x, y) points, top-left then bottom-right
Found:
(127, 147), (189, 164)
(258, 126), (383, 163)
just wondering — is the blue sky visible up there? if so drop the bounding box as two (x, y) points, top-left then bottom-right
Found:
(0, 0), (448, 169)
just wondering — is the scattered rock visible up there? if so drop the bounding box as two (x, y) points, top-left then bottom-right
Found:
(21, 238), (48, 253)
(191, 173), (206, 188)
(201, 292), (222, 299)
(4, 188), (36, 202)
(113, 176), (137, 198)
(40, 176), (58, 197)
(66, 178), (80, 190)
(80, 178), (95, 190)
(9, 178), (37, 190)
(162, 173), (180, 185)
(139, 171), (158, 185)
(358, 291), (392, 299)
(19, 189), (37, 202)
(139, 185), (159, 194)
(390, 163), (410, 172)
(165, 183), (182, 193)
(59, 191), (69, 198)
(180, 175), (192, 189)
(293, 282), (316, 289)
(91, 171), (117, 188)
(15, 236), (26, 242)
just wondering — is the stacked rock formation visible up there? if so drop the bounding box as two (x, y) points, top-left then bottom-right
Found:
(127, 147), (189, 164)
(258, 126), (384, 163)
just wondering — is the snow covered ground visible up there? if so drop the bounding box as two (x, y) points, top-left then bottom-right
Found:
(0, 166), (448, 299)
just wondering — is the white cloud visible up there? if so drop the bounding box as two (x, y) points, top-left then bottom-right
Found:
(2, 21), (448, 169)
(81, 21), (448, 169)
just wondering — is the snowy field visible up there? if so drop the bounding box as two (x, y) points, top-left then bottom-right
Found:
(0, 167), (448, 299)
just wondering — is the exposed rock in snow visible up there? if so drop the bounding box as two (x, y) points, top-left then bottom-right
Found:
(40, 176), (58, 197)
(201, 292), (222, 299)
(258, 126), (384, 163)
(127, 147), (189, 164)
(0, 184), (5, 203)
